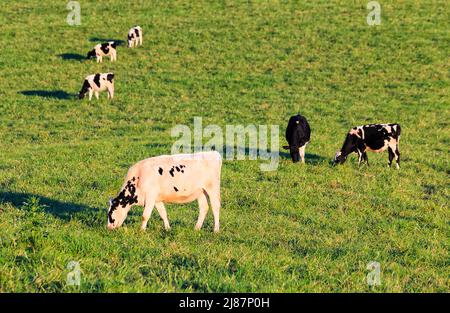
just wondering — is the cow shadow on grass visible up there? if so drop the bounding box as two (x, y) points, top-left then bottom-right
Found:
(279, 151), (330, 165)
(89, 37), (126, 46)
(58, 53), (85, 61)
(0, 191), (102, 226)
(144, 144), (330, 166)
(221, 146), (330, 166)
(19, 90), (75, 100)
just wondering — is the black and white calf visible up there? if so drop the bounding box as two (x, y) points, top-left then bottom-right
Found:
(334, 124), (401, 168)
(283, 114), (311, 163)
(127, 26), (142, 48)
(78, 73), (114, 100)
(87, 42), (117, 63)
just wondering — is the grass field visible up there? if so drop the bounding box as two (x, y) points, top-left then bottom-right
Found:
(0, 0), (448, 292)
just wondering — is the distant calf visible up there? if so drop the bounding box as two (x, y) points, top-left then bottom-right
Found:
(283, 114), (311, 163)
(127, 26), (142, 48)
(107, 151), (222, 232)
(78, 73), (114, 100)
(334, 124), (401, 168)
(87, 42), (117, 62)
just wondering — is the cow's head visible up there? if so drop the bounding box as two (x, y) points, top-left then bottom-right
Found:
(333, 131), (361, 165)
(107, 178), (139, 229)
(78, 80), (90, 99)
(86, 49), (96, 59)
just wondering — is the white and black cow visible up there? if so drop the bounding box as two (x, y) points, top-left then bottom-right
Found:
(107, 151), (222, 232)
(78, 73), (114, 100)
(127, 26), (143, 48)
(87, 42), (117, 63)
(283, 114), (311, 163)
(334, 123), (401, 168)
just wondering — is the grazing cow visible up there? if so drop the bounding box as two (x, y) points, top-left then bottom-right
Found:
(334, 123), (401, 168)
(283, 114), (311, 163)
(87, 42), (117, 63)
(78, 73), (114, 100)
(127, 26), (143, 48)
(107, 151), (222, 232)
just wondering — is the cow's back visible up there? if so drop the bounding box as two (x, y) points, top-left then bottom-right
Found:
(133, 151), (221, 203)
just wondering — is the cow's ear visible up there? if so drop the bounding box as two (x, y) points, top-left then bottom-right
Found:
(109, 198), (113, 207)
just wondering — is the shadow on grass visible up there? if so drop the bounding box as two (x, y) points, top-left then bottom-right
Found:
(89, 37), (126, 46)
(144, 144), (330, 165)
(58, 53), (85, 61)
(279, 150), (330, 165)
(19, 90), (75, 100)
(0, 191), (101, 224)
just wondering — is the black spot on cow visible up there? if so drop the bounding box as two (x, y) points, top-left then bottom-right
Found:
(100, 43), (110, 54)
(110, 42), (117, 49)
(174, 186), (179, 192)
(106, 73), (114, 82)
(134, 28), (140, 37)
(127, 34), (133, 40)
(93, 74), (101, 88)
(108, 179), (139, 223)
(176, 166), (180, 172)
(169, 168), (175, 177)
(158, 167), (163, 175)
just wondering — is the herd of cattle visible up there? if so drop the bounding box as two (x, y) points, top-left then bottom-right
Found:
(70, 26), (403, 231)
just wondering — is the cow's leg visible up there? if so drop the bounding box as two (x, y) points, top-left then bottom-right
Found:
(363, 151), (369, 166)
(88, 89), (93, 101)
(139, 34), (143, 45)
(141, 197), (155, 230)
(155, 202), (171, 230)
(95, 91), (99, 100)
(205, 186), (221, 233)
(388, 147), (395, 167)
(388, 140), (400, 169)
(357, 149), (364, 167)
(107, 85), (113, 99)
(394, 146), (400, 169)
(109, 83), (114, 99)
(299, 145), (306, 164)
(195, 191), (209, 231)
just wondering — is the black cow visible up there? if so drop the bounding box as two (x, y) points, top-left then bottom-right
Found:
(334, 123), (401, 168)
(283, 114), (311, 163)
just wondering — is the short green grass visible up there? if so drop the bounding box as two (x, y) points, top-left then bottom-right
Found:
(0, 0), (448, 292)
